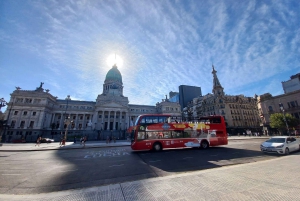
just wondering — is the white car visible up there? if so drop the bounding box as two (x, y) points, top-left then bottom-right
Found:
(260, 136), (300, 155)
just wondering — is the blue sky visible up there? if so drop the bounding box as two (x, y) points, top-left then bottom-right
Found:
(0, 0), (299, 109)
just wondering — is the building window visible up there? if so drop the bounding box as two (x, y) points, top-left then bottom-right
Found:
(29, 121), (34, 128)
(23, 111), (28, 116)
(73, 116), (76, 120)
(25, 98), (32, 103)
(58, 115), (61, 119)
(11, 120), (16, 128)
(14, 111), (18, 115)
(32, 112), (36, 116)
(20, 121), (25, 128)
(288, 101), (298, 108)
(33, 99), (41, 104)
(16, 98), (23, 103)
(80, 116), (84, 120)
(268, 106), (273, 112)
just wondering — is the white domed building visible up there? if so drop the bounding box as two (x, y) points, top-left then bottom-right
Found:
(2, 64), (181, 142)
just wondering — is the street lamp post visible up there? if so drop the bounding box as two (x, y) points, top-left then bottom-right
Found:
(63, 95), (72, 144)
(64, 116), (72, 143)
(0, 98), (7, 142)
(279, 103), (290, 136)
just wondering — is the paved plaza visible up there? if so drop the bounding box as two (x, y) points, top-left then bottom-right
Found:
(0, 152), (299, 201)
(1, 136), (299, 201)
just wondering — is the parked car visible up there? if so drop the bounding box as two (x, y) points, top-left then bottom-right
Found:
(12, 139), (26, 143)
(260, 136), (300, 155)
(41, 138), (55, 143)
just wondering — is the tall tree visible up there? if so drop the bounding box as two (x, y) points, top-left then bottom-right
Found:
(270, 113), (300, 135)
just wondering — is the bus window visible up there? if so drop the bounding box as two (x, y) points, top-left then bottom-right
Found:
(146, 117), (153, 124)
(140, 117), (145, 124)
(199, 117), (221, 124)
(163, 131), (171, 138)
(137, 132), (146, 140)
(147, 131), (158, 139)
(183, 131), (192, 138)
(152, 117), (158, 123)
(211, 117), (221, 123)
(172, 131), (183, 138)
(158, 117), (165, 123)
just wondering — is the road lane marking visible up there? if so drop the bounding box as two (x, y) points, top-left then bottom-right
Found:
(149, 160), (161, 163)
(109, 164), (124, 167)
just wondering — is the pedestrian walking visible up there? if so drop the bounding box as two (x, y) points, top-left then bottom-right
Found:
(113, 136), (116, 143)
(74, 136), (76, 144)
(59, 133), (63, 145)
(35, 137), (41, 147)
(82, 136), (87, 148)
(106, 135), (109, 144)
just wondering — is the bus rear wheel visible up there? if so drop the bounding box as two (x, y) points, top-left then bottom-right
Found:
(200, 140), (209, 149)
(153, 142), (162, 151)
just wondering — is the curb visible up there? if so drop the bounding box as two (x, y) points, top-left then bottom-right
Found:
(0, 144), (131, 152)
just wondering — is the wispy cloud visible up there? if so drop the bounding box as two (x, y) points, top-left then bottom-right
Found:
(0, 0), (299, 105)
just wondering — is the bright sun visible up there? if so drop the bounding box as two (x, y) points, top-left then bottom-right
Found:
(106, 54), (124, 68)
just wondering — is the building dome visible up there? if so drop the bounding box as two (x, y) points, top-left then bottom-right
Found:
(105, 64), (122, 83)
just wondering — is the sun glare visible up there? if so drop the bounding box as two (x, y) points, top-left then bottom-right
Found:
(106, 54), (124, 68)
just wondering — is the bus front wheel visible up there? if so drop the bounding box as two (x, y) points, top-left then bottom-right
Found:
(200, 140), (209, 149)
(153, 142), (162, 151)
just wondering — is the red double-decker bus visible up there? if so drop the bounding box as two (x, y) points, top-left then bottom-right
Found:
(130, 114), (228, 151)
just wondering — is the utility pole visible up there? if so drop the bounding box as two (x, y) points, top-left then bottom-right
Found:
(279, 103), (290, 136)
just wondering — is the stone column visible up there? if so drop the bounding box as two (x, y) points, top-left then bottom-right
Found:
(107, 111), (111, 130)
(113, 111), (116, 130)
(75, 114), (79, 129)
(119, 111), (123, 130)
(92, 111), (98, 130)
(101, 111), (104, 130)
(59, 113), (64, 130)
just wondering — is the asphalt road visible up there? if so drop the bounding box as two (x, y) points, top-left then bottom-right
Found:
(0, 139), (283, 195)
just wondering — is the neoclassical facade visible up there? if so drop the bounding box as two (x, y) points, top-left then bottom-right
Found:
(2, 64), (181, 141)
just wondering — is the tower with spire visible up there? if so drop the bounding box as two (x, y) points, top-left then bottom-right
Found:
(212, 65), (224, 96)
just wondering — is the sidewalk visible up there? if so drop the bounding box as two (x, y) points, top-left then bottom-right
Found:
(0, 149), (299, 200)
(0, 140), (132, 152)
(0, 137), (269, 152)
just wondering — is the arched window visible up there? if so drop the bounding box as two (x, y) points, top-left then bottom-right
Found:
(268, 106), (273, 112)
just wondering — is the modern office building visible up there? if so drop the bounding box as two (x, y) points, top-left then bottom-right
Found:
(282, 73), (300, 94)
(179, 85), (202, 110)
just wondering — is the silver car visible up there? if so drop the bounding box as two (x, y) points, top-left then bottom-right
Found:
(260, 136), (300, 155)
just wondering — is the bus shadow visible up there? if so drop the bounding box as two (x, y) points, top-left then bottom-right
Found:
(133, 146), (281, 174)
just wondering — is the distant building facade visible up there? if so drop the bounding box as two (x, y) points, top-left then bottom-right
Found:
(184, 66), (260, 135)
(282, 73), (300, 94)
(257, 90), (300, 135)
(2, 64), (181, 142)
